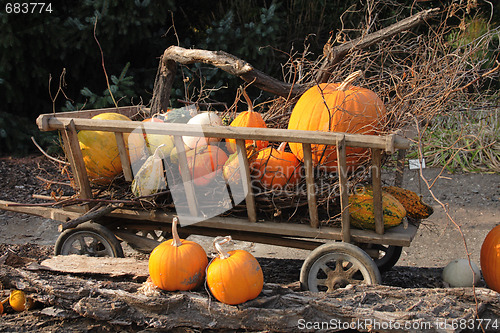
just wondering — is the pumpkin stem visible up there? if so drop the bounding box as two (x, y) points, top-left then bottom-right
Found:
(152, 143), (166, 159)
(1, 297), (8, 305)
(171, 217), (183, 247)
(277, 142), (287, 152)
(337, 70), (363, 91)
(241, 87), (254, 113)
(213, 236), (232, 259)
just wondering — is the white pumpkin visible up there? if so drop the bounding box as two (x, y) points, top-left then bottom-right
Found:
(442, 259), (481, 287)
(183, 112), (223, 149)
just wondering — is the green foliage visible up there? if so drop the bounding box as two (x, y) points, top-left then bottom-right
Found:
(63, 63), (136, 111)
(447, 17), (500, 69)
(0, 113), (39, 156)
(408, 105), (500, 173)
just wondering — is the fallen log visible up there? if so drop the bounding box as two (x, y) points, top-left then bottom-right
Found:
(1, 258), (499, 332)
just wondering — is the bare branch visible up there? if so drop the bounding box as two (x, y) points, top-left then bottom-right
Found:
(316, 8), (441, 82)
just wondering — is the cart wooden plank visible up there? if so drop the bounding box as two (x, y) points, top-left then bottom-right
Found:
(336, 136), (350, 243)
(36, 115), (410, 152)
(302, 143), (318, 228)
(61, 120), (92, 203)
(236, 139), (257, 222)
(372, 148), (384, 235)
(106, 208), (418, 247)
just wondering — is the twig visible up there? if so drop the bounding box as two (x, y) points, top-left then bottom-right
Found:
(35, 175), (73, 187)
(31, 137), (69, 165)
(413, 117), (484, 332)
(93, 16), (118, 108)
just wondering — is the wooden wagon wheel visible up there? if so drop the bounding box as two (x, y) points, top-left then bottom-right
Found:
(300, 242), (381, 292)
(359, 243), (403, 272)
(54, 222), (124, 258)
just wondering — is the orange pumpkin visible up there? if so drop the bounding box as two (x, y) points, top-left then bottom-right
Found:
(8, 290), (32, 312)
(480, 225), (500, 292)
(287, 71), (386, 171)
(206, 236), (264, 305)
(184, 145), (228, 186)
(252, 142), (301, 190)
(148, 217), (208, 291)
(226, 88), (268, 153)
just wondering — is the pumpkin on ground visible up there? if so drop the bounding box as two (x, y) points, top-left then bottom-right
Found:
(184, 145), (228, 187)
(9, 290), (32, 312)
(206, 236), (264, 305)
(287, 71), (386, 172)
(348, 188), (406, 230)
(226, 88), (268, 153)
(480, 225), (500, 292)
(148, 217), (208, 291)
(78, 113), (137, 184)
(382, 186), (434, 219)
(252, 142), (301, 190)
(442, 259), (481, 287)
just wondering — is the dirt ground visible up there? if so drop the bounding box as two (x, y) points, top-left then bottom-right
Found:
(0, 155), (499, 331)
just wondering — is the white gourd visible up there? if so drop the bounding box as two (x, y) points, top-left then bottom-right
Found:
(131, 146), (167, 197)
(183, 112), (222, 149)
(442, 259), (481, 287)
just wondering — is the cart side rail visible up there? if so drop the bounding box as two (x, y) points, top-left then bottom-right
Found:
(35, 111), (411, 241)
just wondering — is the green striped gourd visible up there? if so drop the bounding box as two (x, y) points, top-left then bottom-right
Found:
(348, 189), (406, 230)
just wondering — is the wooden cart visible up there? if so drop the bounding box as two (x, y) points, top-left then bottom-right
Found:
(0, 105), (416, 292)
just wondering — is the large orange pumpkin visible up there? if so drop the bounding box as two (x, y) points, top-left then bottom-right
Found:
(148, 217), (208, 291)
(206, 236), (264, 305)
(184, 145), (228, 186)
(252, 142), (301, 190)
(480, 225), (500, 292)
(79, 113), (141, 184)
(226, 88), (268, 153)
(287, 71), (386, 171)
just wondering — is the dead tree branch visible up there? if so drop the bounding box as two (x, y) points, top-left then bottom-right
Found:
(151, 8), (440, 110)
(316, 8), (441, 83)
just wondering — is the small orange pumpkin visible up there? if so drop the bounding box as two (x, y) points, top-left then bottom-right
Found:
(252, 142), (301, 190)
(148, 217), (208, 291)
(9, 290), (32, 312)
(184, 145), (228, 186)
(226, 88), (268, 153)
(206, 236), (264, 305)
(287, 71), (386, 171)
(480, 225), (500, 292)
